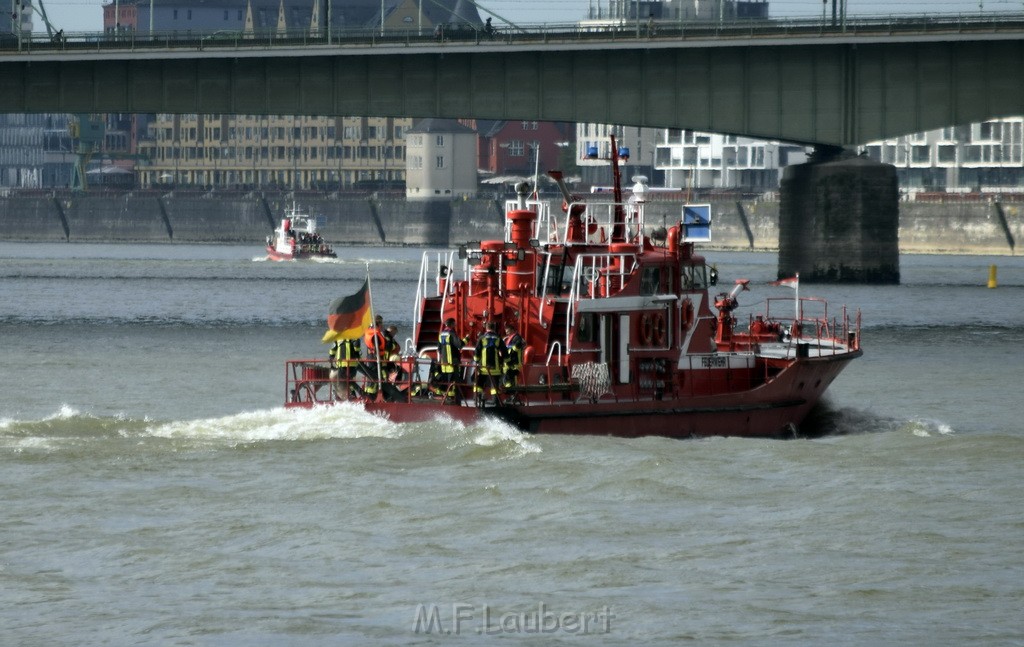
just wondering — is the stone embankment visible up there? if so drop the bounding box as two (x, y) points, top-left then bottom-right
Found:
(0, 190), (1019, 255)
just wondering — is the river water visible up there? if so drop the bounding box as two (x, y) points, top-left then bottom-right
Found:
(1, 242), (1022, 646)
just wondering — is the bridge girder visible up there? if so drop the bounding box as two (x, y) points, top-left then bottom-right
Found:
(1, 39), (1023, 146)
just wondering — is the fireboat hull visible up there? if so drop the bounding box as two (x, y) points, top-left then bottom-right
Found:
(355, 352), (859, 439)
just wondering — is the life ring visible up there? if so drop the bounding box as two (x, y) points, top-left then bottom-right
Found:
(639, 313), (654, 345)
(652, 312), (667, 345)
(680, 298), (694, 333)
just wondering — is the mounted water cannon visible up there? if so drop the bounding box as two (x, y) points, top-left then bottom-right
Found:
(715, 279), (750, 313)
(714, 279), (751, 347)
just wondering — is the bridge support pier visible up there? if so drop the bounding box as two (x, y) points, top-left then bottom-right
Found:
(778, 150), (900, 284)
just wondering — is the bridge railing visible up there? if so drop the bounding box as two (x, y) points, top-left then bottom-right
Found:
(5, 13), (1024, 54)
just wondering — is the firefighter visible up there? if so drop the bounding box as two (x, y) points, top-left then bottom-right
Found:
(361, 314), (386, 399)
(383, 324), (406, 383)
(435, 317), (463, 403)
(474, 321), (506, 406)
(328, 336), (362, 399)
(502, 322), (525, 398)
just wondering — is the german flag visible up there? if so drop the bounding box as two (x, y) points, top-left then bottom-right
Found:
(321, 279), (372, 343)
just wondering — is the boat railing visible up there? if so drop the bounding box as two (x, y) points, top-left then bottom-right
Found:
(550, 252), (639, 358)
(562, 200), (645, 247)
(570, 252), (639, 300)
(414, 250), (456, 344)
(759, 296), (862, 354)
(504, 198), (552, 242)
(515, 198), (646, 248)
(285, 356), (580, 408)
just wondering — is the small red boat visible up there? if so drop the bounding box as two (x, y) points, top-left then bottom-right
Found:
(284, 139), (862, 439)
(266, 203), (336, 261)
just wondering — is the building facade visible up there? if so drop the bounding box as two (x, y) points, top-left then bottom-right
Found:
(123, 0), (481, 192)
(655, 129), (807, 191)
(0, 114), (75, 189)
(585, 0), (768, 22)
(137, 114), (409, 190)
(405, 119), (477, 200)
(468, 119), (575, 180)
(103, 0), (482, 36)
(4, 0), (34, 37)
(859, 118), (1024, 193)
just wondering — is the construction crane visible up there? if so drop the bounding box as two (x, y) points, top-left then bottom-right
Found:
(69, 114), (152, 191)
(68, 114), (105, 191)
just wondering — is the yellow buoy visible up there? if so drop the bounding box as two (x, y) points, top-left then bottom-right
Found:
(988, 264), (998, 289)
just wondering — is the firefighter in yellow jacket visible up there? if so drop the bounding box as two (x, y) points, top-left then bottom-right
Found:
(474, 321), (506, 406)
(328, 337), (362, 399)
(502, 322), (525, 393)
(434, 317), (464, 403)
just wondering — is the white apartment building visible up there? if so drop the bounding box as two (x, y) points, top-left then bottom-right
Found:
(859, 118), (1024, 193)
(576, 123), (805, 191)
(654, 129), (806, 191)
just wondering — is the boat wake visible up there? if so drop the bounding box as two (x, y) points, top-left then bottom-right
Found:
(800, 401), (956, 438)
(0, 403), (540, 457)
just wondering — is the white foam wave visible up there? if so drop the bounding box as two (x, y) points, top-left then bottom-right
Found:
(309, 256), (346, 265)
(1, 403), (540, 457)
(436, 413), (541, 456)
(905, 417), (957, 438)
(44, 404), (82, 421)
(144, 402), (402, 443)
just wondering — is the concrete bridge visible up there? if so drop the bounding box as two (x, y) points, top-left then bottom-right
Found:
(5, 15), (1024, 282)
(3, 15), (1024, 146)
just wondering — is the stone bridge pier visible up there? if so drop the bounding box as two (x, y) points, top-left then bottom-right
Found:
(778, 149), (900, 284)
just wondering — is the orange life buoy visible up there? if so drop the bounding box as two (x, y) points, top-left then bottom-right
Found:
(680, 298), (694, 333)
(652, 312), (667, 345)
(639, 313), (654, 345)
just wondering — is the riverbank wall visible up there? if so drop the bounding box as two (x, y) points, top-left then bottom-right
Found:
(0, 190), (1019, 255)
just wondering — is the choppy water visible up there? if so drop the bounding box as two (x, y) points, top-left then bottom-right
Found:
(1, 243), (1022, 645)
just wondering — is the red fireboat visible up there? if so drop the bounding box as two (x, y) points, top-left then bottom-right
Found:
(266, 202), (336, 261)
(283, 139), (862, 439)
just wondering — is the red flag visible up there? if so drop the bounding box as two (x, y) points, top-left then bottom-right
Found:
(321, 279), (372, 343)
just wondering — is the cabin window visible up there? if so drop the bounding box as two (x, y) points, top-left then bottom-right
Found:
(541, 264), (567, 295)
(576, 313), (597, 344)
(682, 264), (709, 290)
(640, 266), (661, 295)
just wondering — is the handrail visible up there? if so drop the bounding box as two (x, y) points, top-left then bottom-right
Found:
(9, 14), (1024, 55)
(284, 355), (577, 407)
(545, 341), (562, 366)
(414, 250), (455, 346)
